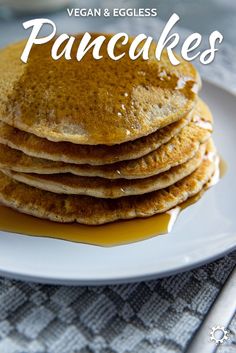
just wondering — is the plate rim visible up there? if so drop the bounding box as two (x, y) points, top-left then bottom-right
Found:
(0, 240), (235, 285)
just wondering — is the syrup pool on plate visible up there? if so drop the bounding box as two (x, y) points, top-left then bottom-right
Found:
(0, 189), (213, 247)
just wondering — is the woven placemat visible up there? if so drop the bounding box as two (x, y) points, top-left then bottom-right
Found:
(0, 253), (235, 353)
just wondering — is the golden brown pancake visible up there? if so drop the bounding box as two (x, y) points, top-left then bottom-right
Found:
(0, 121), (211, 179)
(0, 34), (200, 145)
(0, 154), (216, 225)
(0, 114), (191, 165)
(2, 143), (206, 198)
(0, 98), (210, 165)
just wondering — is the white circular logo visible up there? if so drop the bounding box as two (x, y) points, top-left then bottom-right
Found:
(210, 326), (230, 344)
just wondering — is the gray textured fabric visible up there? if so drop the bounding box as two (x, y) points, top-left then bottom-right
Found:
(0, 3), (236, 352)
(0, 253), (235, 353)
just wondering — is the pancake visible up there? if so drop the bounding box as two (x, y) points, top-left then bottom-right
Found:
(0, 120), (211, 179)
(0, 113), (191, 166)
(2, 143), (206, 198)
(0, 98), (210, 166)
(0, 151), (216, 225)
(0, 34), (200, 145)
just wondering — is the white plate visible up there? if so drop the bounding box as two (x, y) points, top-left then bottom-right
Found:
(0, 81), (236, 285)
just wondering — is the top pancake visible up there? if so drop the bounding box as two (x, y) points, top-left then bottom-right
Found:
(0, 33), (200, 145)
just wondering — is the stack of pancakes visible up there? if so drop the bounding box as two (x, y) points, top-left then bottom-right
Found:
(0, 34), (218, 225)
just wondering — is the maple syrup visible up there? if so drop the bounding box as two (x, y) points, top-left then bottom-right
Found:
(0, 205), (171, 246)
